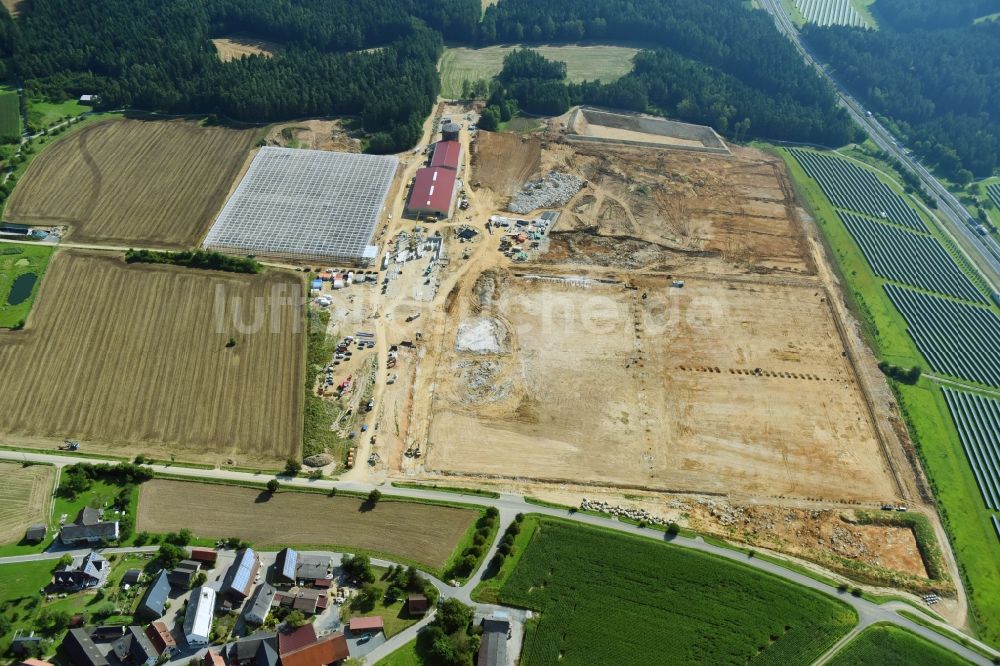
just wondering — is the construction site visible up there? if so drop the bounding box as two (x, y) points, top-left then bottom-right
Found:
(305, 103), (950, 608)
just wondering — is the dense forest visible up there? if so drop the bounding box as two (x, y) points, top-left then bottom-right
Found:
(479, 0), (856, 145)
(804, 7), (1000, 179)
(0, 0), (858, 150)
(0, 0), (466, 152)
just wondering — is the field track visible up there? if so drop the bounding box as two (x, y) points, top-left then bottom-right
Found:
(0, 462), (54, 544)
(0, 250), (304, 464)
(5, 118), (259, 248)
(137, 479), (477, 570)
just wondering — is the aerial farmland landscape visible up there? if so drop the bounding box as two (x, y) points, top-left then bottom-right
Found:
(0, 0), (998, 665)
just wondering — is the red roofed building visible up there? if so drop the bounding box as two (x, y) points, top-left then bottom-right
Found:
(349, 616), (384, 633)
(280, 634), (350, 666)
(189, 548), (217, 563)
(406, 167), (457, 219)
(203, 650), (225, 666)
(278, 624), (318, 656)
(144, 621), (176, 655)
(430, 141), (462, 170)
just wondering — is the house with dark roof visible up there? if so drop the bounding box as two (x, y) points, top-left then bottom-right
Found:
(112, 626), (158, 666)
(227, 632), (279, 666)
(144, 621), (176, 657)
(477, 614), (511, 666)
(59, 507), (119, 545)
(407, 594), (429, 616)
(122, 569), (142, 586)
(280, 634), (350, 666)
(59, 628), (109, 666)
(54, 551), (109, 589)
(24, 524), (46, 544)
(244, 583), (277, 625)
(274, 548), (298, 586)
(294, 554), (330, 584)
(168, 559), (201, 588)
(136, 570), (172, 621)
(274, 588), (328, 616)
(477, 631), (507, 666)
(222, 548), (260, 601)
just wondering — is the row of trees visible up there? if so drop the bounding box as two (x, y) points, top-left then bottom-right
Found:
(804, 20), (1000, 177)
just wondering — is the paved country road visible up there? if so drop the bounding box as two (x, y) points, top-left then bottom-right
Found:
(1, 449), (996, 665)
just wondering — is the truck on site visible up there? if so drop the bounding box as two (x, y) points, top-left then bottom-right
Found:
(406, 313), (421, 322)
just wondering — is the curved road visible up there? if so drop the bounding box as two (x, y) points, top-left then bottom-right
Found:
(1, 449), (997, 664)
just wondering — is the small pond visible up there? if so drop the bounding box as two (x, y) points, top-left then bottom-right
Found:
(7, 272), (37, 306)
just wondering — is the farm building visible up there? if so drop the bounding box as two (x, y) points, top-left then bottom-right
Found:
(59, 628), (108, 666)
(136, 570), (172, 621)
(144, 622), (176, 657)
(59, 507), (119, 545)
(430, 140), (462, 170)
(295, 553), (331, 584)
(24, 524), (46, 544)
(227, 633), (279, 666)
(222, 548), (260, 600)
(203, 147), (398, 265)
(112, 625), (158, 666)
(407, 594), (430, 616)
(348, 616), (384, 633)
(183, 586), (215, 646)
(189, 547), (218, 564)
(280, 634), (349, 666)
(406, 167), (458, 219)
(244, 583), (277, 625)
(274, 547), (298, 586)
(168, 559), (201, 588)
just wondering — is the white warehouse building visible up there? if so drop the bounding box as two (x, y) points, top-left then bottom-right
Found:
(183, 586), (215, 646)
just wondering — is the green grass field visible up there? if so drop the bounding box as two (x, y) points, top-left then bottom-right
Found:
(775, 146), (1000, 649)
(26, 97), (88, 133)
(374, 639), (421, 666)
(826, 623), (972, 665)
(0, 242), (54, 329)
(496, 518), (857, 665)
(0, 89), (20, 141)
(439, 44), (639, 99)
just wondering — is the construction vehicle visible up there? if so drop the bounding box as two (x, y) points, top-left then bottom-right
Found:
(405, 313), (421, 322)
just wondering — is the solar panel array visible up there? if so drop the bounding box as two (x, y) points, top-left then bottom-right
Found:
(225, 548), (258, 595)
(204, 147), (398, 263)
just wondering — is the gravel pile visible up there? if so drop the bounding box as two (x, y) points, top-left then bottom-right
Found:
(508, 172), (583, 214)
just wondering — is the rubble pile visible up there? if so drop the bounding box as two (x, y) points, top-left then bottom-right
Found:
(508, 172), (583, 214)
(580, 498), (667, 526)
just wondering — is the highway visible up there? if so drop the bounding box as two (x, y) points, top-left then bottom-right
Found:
(758, 0), (1000, 292)
(1, 448), (998, 664)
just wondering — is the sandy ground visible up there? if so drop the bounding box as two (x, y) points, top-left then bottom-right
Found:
(265, 120), (362, 153)
(211, 37), (277, 62)
(289, 102), (951, 616)
(472, 131), (541, 198)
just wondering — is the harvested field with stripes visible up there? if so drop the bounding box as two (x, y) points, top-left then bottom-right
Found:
(0, 250), (305, 465)
(0, 463), (54, 545)
(138, 479), (478, 571)
(4, 118), (259, 248)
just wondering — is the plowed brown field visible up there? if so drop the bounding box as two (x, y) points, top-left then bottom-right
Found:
(137, 479), (477, 570)
(0, 250), (304, 464)
(5, 118), (259, 248)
